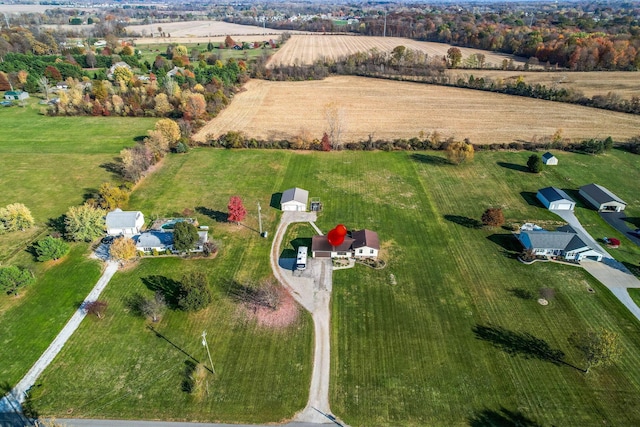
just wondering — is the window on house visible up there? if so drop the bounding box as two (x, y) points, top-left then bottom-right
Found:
(359, 249), (363, 254)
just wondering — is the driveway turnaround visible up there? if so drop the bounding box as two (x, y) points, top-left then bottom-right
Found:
(550, 209), (640, 322)
(599, 211), (640, 247)
(0, 261), (119, 413)
(270, 211), (340, 425)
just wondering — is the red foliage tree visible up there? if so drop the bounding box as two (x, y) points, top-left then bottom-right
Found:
(227, 196), (247, 224)
(321, 132), (331, 152)
(44, 65), (62, 82)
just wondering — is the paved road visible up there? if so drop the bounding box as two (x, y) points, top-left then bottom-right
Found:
(269, 212), (339, 425)
(550, 209), (640, 323)
(599, 211), (640, 247)
(0, 261), (119, 413)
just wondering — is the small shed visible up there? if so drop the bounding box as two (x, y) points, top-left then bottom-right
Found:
(542, 152), (558, 165)
(536, 187), (576, 211)
(579, 183), (626, 212)
(281, 187), (309, 211)
(4, 90), (29, 101)
(106, 209), (145, 236)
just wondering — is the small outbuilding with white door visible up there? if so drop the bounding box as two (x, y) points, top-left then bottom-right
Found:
(281, 187), (309, 211)
(106, 209), (145, 236)
(542, 152), (558, 165)
(579, 183), (627, 212)
(536, 187), (576, 211)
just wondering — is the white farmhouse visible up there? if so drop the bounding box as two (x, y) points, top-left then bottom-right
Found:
(281, 187), (309, 211)
(105, 209), (145, 236)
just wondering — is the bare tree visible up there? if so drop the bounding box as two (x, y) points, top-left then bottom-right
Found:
(324, 102), (346, 149)
(85, 300), (108, 319)
(38, 76), (51, 100)
(140, 291), (166, 322)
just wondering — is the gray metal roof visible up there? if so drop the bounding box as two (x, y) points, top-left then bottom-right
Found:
(537, 187), (575, 204)
(281, 187), (309, 205)
(579, 183), (626, 206)
(106, 209), (143, 229)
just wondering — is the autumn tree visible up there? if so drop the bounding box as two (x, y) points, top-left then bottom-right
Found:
(154, 118), (181, 146)
(112, 66), (133, 85)
(173, 221), (199, 252)
(145, 129), (170, 160)
(34, 236), (70, 261)
(321, 132), (331, 151)
(569, 329), (622, 373)
(174, 45), (188, 57)
(527, 154), (543, 173)
(481, 208), (505, 227)
(110, 236), (137, 261)
(181, 92), (207, 120)
(0, 72), (11, 91)
(447, 47), (462, 67)
(178, 272), (212, 311)
(446, 140), (474, 165)
(86, 51), (97, 68)
(324, 102), (346, 149)
(140, 291), (166, 322)
(227, 196), (247, 224)
(97, 182), (129, 210)
(0, 266), (35, 296)
(64, 204), (106, 242)
(224, 35), (236, 48)
(121, 45), (134, 56)
(86, 300), (108, 319)
(153, 93), (173, 116)
(0, 203), (35, 232)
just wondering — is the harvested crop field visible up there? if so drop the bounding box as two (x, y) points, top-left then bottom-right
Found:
(194, 76), (640, 145)
(127, 20), (306, 44)
(447, 70), (640, 100)
(268, 34), (528, 68)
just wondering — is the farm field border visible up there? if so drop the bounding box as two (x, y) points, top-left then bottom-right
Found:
(268, 34), (529, 68)
(194, 76), (640, 145)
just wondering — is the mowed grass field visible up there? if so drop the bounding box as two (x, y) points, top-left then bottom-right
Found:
(31, 148), (640, 425)
(447, 69), (640, 100)
(268, 34), (528, 68)
(193, 76), (640, 145)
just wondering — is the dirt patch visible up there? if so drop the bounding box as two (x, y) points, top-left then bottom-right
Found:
(238, 286), (300, 328)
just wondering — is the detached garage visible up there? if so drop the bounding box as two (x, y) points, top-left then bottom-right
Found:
(281, 187), (309, 211)
(579, 183), (627, 212)
(536, 187), (576, 211)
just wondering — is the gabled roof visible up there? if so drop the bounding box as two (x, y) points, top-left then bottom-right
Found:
(106, 209), (143, 229)
(351, 229), (380, 250)
(579, 183), (626, 206)
(537, 187), (575, 203)
(135, 231), (173, 248)
(281, 187), (309, 205)
(5, 90), (24, 96)
(518, 229), (589, 252)
(541, 152), (556, 160)
(311, 235), (354, 252)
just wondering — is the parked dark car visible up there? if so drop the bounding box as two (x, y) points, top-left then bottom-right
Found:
(101, 235), (115, 244)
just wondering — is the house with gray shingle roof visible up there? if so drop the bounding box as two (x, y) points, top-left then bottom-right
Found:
(106, 209), (145, 236)
(579, 183), (626, 212)
(134, 230), (208, 254)
(516, 225), (603, 261)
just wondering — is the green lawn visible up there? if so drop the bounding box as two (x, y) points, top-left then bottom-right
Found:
(137, 44), (274, 66)
(11, 148), (640, 425)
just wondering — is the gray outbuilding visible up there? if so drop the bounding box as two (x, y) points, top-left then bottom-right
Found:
(579, 183), (626, 212)
(536, 187), (576, 211)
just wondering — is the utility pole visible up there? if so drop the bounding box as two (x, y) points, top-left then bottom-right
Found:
(383, 11), (387, 37)
(258, 202), (263, 235)
(201, 330), (215, 374)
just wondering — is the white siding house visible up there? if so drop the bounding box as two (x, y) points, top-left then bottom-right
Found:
(542, 152), (558, 165)
(105, 209), (145, 236)
(281, 187), (309, 211)
(517, 226), (604, 262)
(351, 229), (380, 258)
(4, 90), (29, 101)
(536, 187), (576, 211)
(579, 183), (627, 212)
(311, 229), (380, 259)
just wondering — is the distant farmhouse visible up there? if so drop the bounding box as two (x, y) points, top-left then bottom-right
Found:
(516, 224), (604, 262)
(312, 229), (380, 259)
(105, 209), (145, 236)
(536, 187), (576, 211)
(542, 152), (558, 165)
(281, 187), (309, 211)
(4, 90), (29, 101)
(579, 183), (627, 212)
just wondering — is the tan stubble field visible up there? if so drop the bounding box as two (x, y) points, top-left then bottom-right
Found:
(193, 76), (640, 145)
